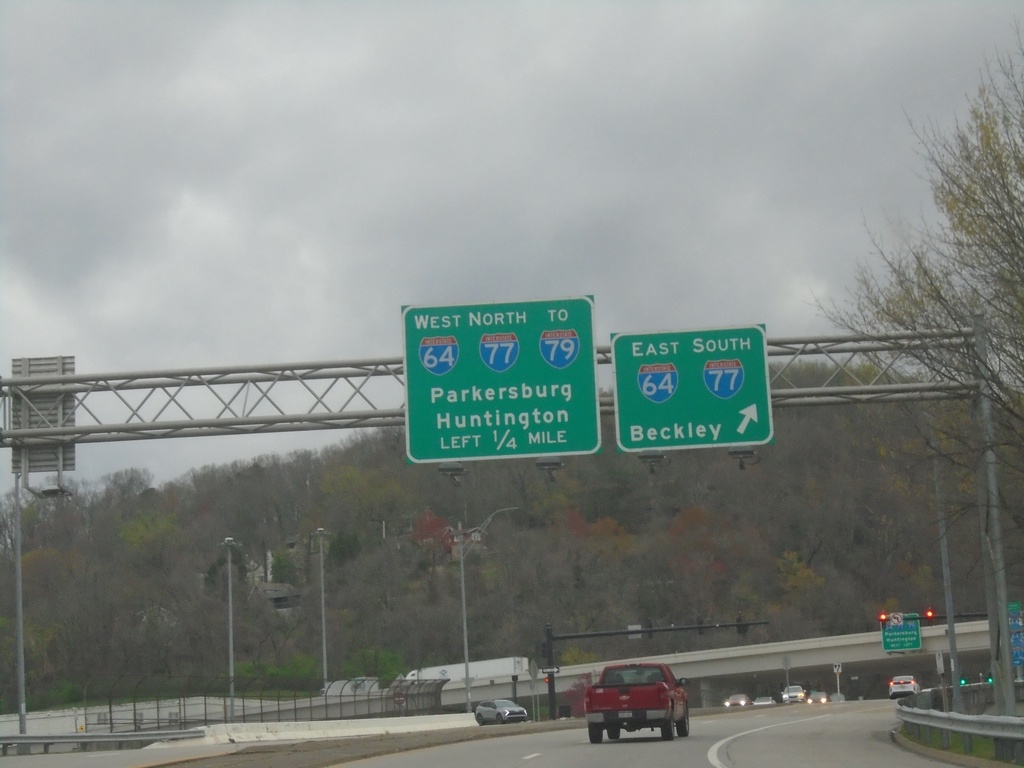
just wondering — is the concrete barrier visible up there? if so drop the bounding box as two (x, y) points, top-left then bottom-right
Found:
(176, 714), (478, 747)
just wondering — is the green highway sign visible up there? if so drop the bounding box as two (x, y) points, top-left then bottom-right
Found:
(882, 613), (922, 653)
(611, 326), (773, 452)
(403, 297), (601, 462)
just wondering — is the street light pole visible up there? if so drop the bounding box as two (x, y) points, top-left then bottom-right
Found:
(457, 522), (470, 713)
(314, 528), (329, 691)
(221, 537), (239, 722)
(452, 506), (518, 714)
(13, 472), (26, 734)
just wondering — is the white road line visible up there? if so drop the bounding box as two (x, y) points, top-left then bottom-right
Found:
(523, 753), (542, 760)
(707, 714), (830, 768)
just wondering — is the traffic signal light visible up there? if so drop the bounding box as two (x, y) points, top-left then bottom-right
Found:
(878, 611), (888, 624)
(959, 675), (967, 686)
(923, 608), (936, 625)
(544, 675), (550, 684)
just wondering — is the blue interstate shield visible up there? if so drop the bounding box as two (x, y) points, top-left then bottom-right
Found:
(479, 333), (520, 372)
(638, 363), (678, 403)
(703, 359), (744, 399)
(539, 329), (580, 369)
(418, 336), (459, 376)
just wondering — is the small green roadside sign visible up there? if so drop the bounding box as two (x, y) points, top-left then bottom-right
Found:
(403, 297), (601, 462)
(611, 325), (773, 452)
(882, 613), (922, 653)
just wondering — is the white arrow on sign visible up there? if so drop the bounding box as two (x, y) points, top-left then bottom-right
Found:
(737, 404), (759, 434)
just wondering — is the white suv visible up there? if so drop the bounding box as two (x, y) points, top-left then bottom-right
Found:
(781, 685), (806, 703)
(888, 675), (921, 699)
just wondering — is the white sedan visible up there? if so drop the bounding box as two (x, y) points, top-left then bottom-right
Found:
(888, 675), (921, 699)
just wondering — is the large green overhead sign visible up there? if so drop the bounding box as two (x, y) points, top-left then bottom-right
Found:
(611, 325), (773, 452)
(403, 297), (601, 462)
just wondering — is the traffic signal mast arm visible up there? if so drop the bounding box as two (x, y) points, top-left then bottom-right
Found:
(880, 610), (988, 625)
(548, 619), (769, 642)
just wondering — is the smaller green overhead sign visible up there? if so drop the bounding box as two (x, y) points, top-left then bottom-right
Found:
(611, 325), (773, 452)
(881, 613), (922, 653)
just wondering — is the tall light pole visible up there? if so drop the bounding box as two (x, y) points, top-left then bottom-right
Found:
(456, 522), (470, 713)
(220, 537), (240, 722)
(313, 528), (329, 691)
(453, 506), (518, 713)
(13, 472), (26, 734)
(12, 473), (72, 736)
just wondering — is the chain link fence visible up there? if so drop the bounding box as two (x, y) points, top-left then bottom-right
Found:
(0, 675), (448, 735)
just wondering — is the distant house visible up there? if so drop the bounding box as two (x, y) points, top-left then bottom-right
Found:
(257, 582), (301, 610)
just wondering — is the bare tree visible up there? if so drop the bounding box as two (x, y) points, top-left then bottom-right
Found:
(826, 36), (1024, 510)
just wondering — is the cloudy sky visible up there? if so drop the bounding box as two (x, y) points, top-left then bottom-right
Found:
(1, 1), (1020, 494)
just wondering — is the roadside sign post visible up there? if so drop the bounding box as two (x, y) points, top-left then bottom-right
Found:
(936, 651), (949, 712)
(403, 298), (600, 462)
(1009, 601), (1023, 673)
(833, 663), (842, 697)
(611, 325), (773, 452)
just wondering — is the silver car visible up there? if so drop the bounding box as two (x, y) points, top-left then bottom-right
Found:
(781, 685), (807, 703)
(475, 698), (528, 725)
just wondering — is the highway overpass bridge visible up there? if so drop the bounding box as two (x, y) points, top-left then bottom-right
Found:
(443, 620), (993, 710)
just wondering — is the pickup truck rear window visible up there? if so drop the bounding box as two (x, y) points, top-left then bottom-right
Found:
(601, 668), (667, 686)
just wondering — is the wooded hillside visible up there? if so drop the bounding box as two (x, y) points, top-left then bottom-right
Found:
(0, 394), (1019, 710)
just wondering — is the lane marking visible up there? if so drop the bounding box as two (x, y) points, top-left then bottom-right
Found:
(523, 753), (542, 760)
(707, 714), (830, 768)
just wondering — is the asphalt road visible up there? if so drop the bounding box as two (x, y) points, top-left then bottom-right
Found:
(0, 719), (581, 768)
(158, 719), (582, 768)
(0, 703), (981, 768)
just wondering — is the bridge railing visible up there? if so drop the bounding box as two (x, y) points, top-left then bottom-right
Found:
(894, 683), (1024, 763)
(0, 675), (449, 737)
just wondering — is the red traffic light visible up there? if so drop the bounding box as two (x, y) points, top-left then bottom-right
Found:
(878, 612), (888, 623)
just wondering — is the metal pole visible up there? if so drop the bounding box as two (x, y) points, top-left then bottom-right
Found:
(317, 529), (328, 691)
(13, 472), (26, 734)
(545, 624), (556, 720)
(224, 538), (236, 723)
(458, 524), (471, 713)
(930, 431), (963, 713)
(974, 315), (1015, 716)
(453, 506), (516, 715)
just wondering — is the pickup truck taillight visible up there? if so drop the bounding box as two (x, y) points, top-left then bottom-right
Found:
(655, 682), (671, 707)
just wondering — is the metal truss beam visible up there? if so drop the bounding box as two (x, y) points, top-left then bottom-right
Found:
(1, 330), (978, 451)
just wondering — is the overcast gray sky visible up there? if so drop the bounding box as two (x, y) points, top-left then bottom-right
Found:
(2, 1), (1020, 494)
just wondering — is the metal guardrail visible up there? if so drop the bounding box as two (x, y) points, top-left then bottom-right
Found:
(894, 683), (1024, 763)
(0, 729), (203, 756)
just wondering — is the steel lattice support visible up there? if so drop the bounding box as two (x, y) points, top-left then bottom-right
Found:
(1, 331), (978, 452)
